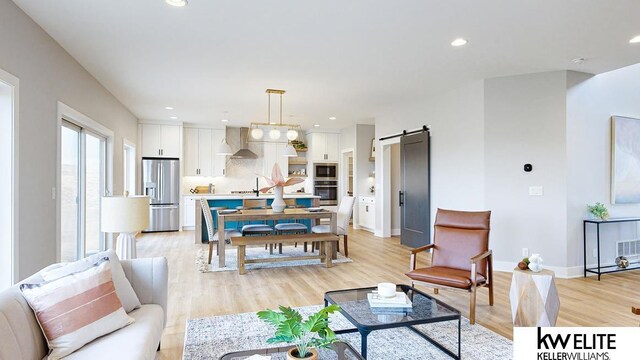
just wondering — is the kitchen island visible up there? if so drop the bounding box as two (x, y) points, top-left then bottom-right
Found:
(192, 194), (320, 244)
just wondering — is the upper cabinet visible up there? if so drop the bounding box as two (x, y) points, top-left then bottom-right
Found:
(183, 127), (226, 177)
(141, 124), (181, 158)
(307, 132), (340, 162)
(262, 142), (288, 178)
(184, 128), (213, 176)
(211, 129), (226, 177)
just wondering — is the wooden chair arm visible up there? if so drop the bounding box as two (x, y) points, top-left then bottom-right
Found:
(409, 244), (435, 271)
(410, 244), (435, 255)
(470, 250), (492, 264)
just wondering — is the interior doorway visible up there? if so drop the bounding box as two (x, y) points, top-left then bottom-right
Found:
(0, 69), (18, 289)
(341, 148), (355, 225)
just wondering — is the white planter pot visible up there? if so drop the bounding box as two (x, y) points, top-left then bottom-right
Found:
(272, 186), (286, 213)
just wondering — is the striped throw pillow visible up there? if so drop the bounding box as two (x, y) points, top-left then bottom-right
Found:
(20, 257), (134, 360)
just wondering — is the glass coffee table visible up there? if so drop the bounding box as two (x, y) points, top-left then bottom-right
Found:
(219, 341), (364, 359)
(324, 284), (461, 359)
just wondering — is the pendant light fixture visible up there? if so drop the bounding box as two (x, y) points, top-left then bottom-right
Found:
(249, 89), (301, 142)
(216, 137), (233, 155)
(282, 143), (298, 157)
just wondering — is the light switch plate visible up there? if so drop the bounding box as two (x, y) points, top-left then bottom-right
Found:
(529, 186), (544, 196)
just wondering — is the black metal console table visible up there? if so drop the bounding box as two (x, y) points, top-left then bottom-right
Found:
(583, 217), (640, 280)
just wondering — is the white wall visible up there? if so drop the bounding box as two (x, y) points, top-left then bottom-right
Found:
(0, 0), (138, 279)
(484, 71), (569, 270)
(375, 80), (486, 235)
(567, 65), (640, 270)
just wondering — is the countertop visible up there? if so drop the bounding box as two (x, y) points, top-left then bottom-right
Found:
(184, 193), (320, 199)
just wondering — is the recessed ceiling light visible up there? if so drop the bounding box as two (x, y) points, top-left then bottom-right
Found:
(314, 124), (320, 127)
(451, 38), (468, 47)
(170, 116), (178, 120)
(166, 0), (188, 7)
(572, 58), (586, 64)
(329, 116), (336, 120)
(164, 106), (174, 110)
(630, 35), (640, 44)
(221, 119), (229, 123)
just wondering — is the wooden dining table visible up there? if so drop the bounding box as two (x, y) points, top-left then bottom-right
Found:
(216, 208), (337, 268)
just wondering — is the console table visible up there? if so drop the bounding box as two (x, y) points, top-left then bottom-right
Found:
(583, 217), (640, 280)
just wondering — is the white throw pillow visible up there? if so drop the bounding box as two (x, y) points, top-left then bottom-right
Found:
(41, 249), (141, 312)
(20, 257), (134, 360)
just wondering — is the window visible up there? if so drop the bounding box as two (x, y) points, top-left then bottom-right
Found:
(60, 122), (108, 261)
(0, 69), (18, 289)
(123, 140), (136, 195)
(58, 103), (113, 262)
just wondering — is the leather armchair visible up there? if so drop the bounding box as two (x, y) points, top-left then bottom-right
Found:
(405, 208), (493, 324)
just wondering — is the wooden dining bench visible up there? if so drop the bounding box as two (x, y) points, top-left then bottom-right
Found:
(231, 233), (340, 275)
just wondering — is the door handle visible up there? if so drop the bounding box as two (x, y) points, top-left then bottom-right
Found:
(399, 191), (404, 206)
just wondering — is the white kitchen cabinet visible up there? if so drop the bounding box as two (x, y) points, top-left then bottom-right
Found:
(307, 132), (340, 162)
(183, 128), (213, 176)
(141, 124), (181, 158)
(182, 196), (197, 229)
(263, 142), (288, 178)
(358, 196), (375, 231)
(212, 129), (227, 176)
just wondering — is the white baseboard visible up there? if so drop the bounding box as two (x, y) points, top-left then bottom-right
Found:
(493, 261), (587, 279)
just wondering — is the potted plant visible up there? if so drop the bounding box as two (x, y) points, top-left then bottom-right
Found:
(587, 202), (609, 220)
(260, 163), (305, 213)
(257, 305), (341, 360)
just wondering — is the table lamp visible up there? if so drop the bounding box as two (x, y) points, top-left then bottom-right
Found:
(101, 194), (150, 259)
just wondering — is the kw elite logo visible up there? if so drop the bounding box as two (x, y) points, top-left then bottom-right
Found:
(536, 327), (615, 360)
(513, 327), (638, 360)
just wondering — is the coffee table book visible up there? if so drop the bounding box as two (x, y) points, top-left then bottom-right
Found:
(367, 292), (412, 308)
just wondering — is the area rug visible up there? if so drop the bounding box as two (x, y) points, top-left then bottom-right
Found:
(196, 245), (353, 273)
(182, 305), (512, 359)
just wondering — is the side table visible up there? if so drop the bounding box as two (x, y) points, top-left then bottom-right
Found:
(509, 268), (560, 326)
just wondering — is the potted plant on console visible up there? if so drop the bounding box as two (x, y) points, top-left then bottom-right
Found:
(587, 202), (610, 221)
(257, 304), (341, 360)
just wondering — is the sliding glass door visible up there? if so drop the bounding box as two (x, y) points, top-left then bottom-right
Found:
(61, 121), (107, 262)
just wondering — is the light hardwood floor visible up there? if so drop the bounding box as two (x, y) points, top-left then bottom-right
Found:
(136, 228), (640, 359)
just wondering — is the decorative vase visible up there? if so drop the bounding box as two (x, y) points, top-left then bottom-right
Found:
(287, 348), (318, 360)
(272, 186), (286, 213)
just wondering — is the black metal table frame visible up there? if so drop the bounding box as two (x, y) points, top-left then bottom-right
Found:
(324, 284), (461, 359)
(583, 217), (640, 280)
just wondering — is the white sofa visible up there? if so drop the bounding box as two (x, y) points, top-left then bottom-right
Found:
(0, 257), (168, 360)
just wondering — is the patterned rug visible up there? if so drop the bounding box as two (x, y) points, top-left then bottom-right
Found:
(196, 245), (353, 273)
(183, 305), (513, 360)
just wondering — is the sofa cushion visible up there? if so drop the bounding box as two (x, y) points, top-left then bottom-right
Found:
(41, 249), (141, 312)
(63, 304), (164, 360)
(20, 258), (134, 360)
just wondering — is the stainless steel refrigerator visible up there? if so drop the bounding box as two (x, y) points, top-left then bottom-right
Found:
(142, 158), (180, 232)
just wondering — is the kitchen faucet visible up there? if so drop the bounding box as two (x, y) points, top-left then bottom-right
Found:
(252, 177), (260, 197)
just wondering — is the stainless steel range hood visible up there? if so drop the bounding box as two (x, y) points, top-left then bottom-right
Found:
(231, 127), (258, 159)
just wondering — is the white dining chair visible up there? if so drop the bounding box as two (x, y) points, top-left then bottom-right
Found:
(311, 196), (355, 257)
(200, 198), (242, 264)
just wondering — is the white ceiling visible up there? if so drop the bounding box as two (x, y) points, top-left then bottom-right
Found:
(12, 0), (640, 129)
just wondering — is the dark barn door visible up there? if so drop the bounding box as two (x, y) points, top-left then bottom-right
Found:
(400, 131), (430, 248)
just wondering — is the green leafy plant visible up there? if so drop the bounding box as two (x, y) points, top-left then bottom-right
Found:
(257, 305), (341, 358)
(587, 202), (609, 220)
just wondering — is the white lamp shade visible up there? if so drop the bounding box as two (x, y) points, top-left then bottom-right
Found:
(286, 129), (298, 141)
(251, 128), (264, 139)
(101, 196), (149, 233)
(283, 144), (297, 157)
(217, 138), (233, 155)
(269, 129), (281, 140)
